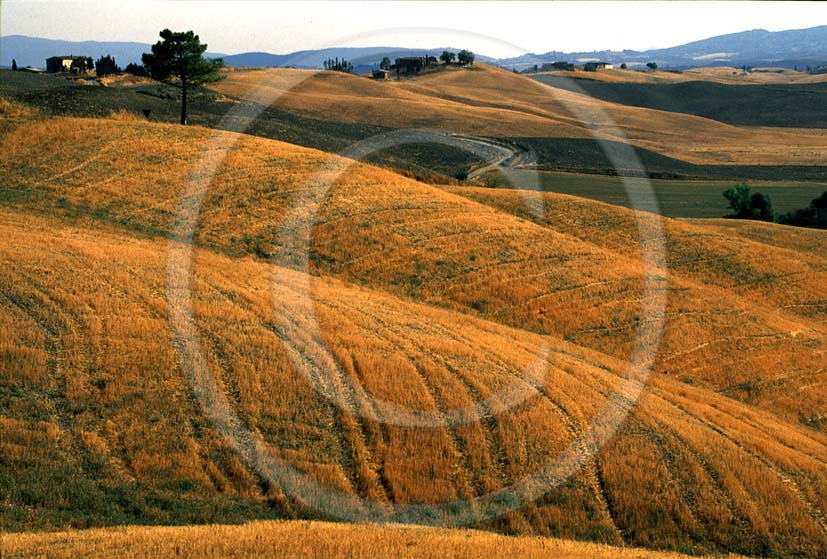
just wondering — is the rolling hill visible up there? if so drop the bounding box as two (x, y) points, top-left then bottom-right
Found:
(210, 64), (827, 167)
(2, 109), (826, 557)
(4, 63), (827, 186)
(531, 74), (827, 128)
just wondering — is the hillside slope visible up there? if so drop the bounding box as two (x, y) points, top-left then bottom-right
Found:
(211, 64), (827, 166)
(2, 116), (825, 427)
(3, 202), (827, 556)
(2, 114), (827, 556)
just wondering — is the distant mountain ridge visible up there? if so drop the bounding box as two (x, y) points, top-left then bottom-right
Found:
(498, 25), (827, 70)
(2, 25), (826, 71)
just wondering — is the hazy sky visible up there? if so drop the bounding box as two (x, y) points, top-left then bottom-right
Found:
(2, 1), (826, 58)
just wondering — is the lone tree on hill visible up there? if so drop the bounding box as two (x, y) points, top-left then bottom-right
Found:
(440, 50), (456, 64)
(646, 61), (658, 70)
(142, 29), (224, 125)
(458, 50), (475, 65)
(380, 56), (391, 70)
(11, 59), (17, 71)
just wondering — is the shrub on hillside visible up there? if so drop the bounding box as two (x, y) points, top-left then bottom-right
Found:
(722, 183), (774, 222)
(778, 191), (827, 229)
(124, 63), (148, 77)
(95, 55), (120, 77)
(457, 50), (475, 65)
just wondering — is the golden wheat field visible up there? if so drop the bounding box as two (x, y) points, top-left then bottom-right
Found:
(3, 520), (754, 559)
(1, 94), (826, 559)
(535, 66), (827, 85)
(211, 64), (827, 166)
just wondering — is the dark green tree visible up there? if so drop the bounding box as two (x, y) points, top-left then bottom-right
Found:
(141, 29), (224, 125)
(779, 191), (827, 228)
(646, 62), (658, 70)
(95, 55), (120, 76)
(124, 62), (148, 77)
(380, 56), (391, 70)
(723, 183), (775, 221)
(323, 57), (353, 73)
(749, 192), (774, 222)
(620, 63), (627, 69)
(11, 59), (17, 71)
(723, 183), (754, 218)
(457, 50), (475, 65)
(440, 50), (456, 64)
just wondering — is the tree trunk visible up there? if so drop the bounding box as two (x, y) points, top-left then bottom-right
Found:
(180, 80), (188, 125)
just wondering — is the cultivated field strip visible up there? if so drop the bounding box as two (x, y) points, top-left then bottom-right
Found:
(448, 186), (827, 424)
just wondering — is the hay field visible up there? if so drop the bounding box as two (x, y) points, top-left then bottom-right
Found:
(536, 66), (827, 85)
(3, 116), (825, 425)
(211, 64), (827, 166)
(1, 112), (826, 556)
(3, 520), (753, 559)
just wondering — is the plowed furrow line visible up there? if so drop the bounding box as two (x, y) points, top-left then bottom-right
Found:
(654, 388), (827, 536)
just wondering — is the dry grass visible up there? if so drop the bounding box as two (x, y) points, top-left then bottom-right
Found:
(536, 66), (827, 85)
(1, 114), (826, 556)
(4, 115), (824, 425)
(210, 64), (827, 166)
(1, 205), (825, 553)
(107, 108), (145, 121)
(446, 185), (827, 423)
(0, 97), (39, 119)
(3, 520), (753, 559)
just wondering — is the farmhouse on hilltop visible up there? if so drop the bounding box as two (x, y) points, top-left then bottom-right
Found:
(371, 69), (389, 80)
(542, 61), (576, 71)
(46, 55), (92, 74)
(584, 61), (613, 71)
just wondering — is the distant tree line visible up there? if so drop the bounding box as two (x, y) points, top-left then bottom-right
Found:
(439, 50), (475, 65)
(723, 183), (827, 229)
(323, 57), (353, 73)
(95, 55), (120, 77)
(440, 50), (456, 64)
(778, 191), (827, 228)
(124, 62), (147, 77)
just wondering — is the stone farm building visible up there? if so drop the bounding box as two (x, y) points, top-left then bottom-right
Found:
(542, 61), (575, 71)
(583, 62), (614, 71)
(46, 55), (93, 74)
